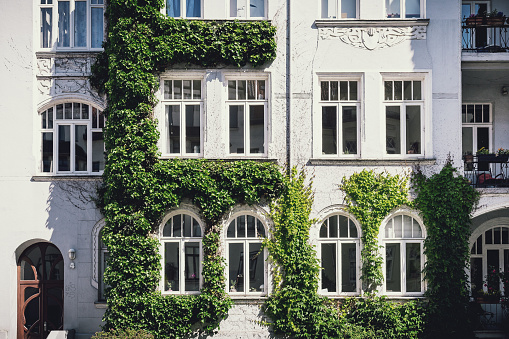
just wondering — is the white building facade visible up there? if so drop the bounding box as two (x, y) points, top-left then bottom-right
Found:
(1, 0), (508, 338)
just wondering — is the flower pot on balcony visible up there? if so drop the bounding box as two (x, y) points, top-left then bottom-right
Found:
(476, 296), (500, 304)
(478, 154), (497, 162)
(465, 17), (485, 26)
(488, 17), (505, 26)
(496, 154), (509, 162)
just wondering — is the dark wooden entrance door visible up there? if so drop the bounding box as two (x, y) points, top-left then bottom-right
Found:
(18, 243), (64, 339)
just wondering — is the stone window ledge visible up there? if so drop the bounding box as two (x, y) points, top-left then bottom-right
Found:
(309, 158), (436, 166)
(315, 19), (430, 28)
(31, 175), (103, 182)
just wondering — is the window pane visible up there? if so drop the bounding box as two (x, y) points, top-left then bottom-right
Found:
(92, 107), (98, 128)
(74, 1), (87, 47)
(249, 105), (264, 154)
(173, 215), (181, 237)
(227, 221), (235, 238)
(321, 81), (329, 101)
(256, 220), (265, 237)
(329, 215), (338, 238)
(64, 103), (72, 119)
(386, 243), (401, 292)
(193, 80), (201, 99)
(238, 80), (246, 100)
(406, 243), (421, 292)
(405, 0), (420, 18)
(82, 104), (89, 120)
(477, 235), (483, 254)
(91, 7), (104, 48)
(339, 81), (348, 101)
(321, 243), (337, 292)
(322, 106), (337, 155)
(320, 223), (327, 238)
(342, 106), (357, 154)
(57, 1), (70, 47)
(331, 81), (338, 101)
(193, 218), (201, 237)
(163, 220), (172, 237)
(229, 105), (244, 154)
(487, 250), (499, 291)
(184, 242), (200, 291)
(247, 80), (256, 100)
(167, 105), (180, 154)
(249, 243), (264, 292)
(247, 215), (256, 237)
(174, 80), (182, 99)
(385, 81), (393, 100)
(75, 125), (87, 171)
(48, 107), (54, 128)
(462, 127), (473, 156)
(257, 80), (265, 100)
(185, 105), (200, 154)
(349, 81), (357, 100)
(474, 105), (483, 123)
(413, 81), (421, 100)
(342, 243), (356, 292)
(339, 215), (348, 237)
(477, 127), (490, 152)
(183, 80), (191, 99)
(42, 132), (53, 172)
(164, 242), (179, 292)
(164, 80), (172, 100)
(229, 243), (244, 292)
(483, 105), (490, 123)
(228, 80), (236, 100)
(494, 227), (501, 244)
(386, 0), (400, 18)
(186, 0), (201, 17)
(385, 218), (393, 238)
(471, 257), (483, 294)
(41, 8), (53, 48)
(404, 81), (412, 100)
(92, 131), (104, 172)
(403, 215), (412, 238)
(466, 105), (474, 123)
(167, 0), (181, 17)
(230, 0), (238, 17)
(58, 125), (70, 171)
(250, 0), (264, 17)
(406, 106), (421, 154)
(503, 227), (509, 245)
(73, 103), (80, 120)
(341, 0), (356, 18)
(394, 81), (402, 100)
(183, 215), (192, 237)
(349, 221), (358, 238)
(386, 106), (401, 154)
(237, 215), (246, 237)
(393, 215), (402, 238)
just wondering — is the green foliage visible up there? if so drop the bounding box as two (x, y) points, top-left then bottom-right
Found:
(342, 295), (426, 339)
(92, 328), (155, 339)
(340, 170), (409, 290)
(412, 162), (479, 339)
(263, 168), (342, 338)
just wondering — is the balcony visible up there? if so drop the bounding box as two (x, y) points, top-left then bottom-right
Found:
(471, 300), (509, 335)
(462, 17), (509, 53)
(463, 155), (509, 188)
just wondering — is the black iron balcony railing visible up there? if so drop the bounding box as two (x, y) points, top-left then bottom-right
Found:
(471, 299), (509, 332)
(463, 154), (509, 188)
(462, 17), (509, 52)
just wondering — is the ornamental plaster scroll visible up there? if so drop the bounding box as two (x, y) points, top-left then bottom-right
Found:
(55, 57), (90, 75)
(38, 79), (52, 96)
(319, 26), (426, 50)
(54, 79), (102, 101)
(37, 58), (52, 76)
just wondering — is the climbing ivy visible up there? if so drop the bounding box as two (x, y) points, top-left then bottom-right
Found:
(92, 0), (279, 336)
(412, 161), (479, 339)
(340, 170), (410, 290)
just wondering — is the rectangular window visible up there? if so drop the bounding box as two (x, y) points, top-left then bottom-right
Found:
(319, 79), (360, 157)
(40, 0), (104, 50)
(166, 0), (201, 18)
(227, 78), (267, 156)
(462, 104), (491, 156)
(321, 0), (357, 19)
(230, 0), (265, 18)
(386, 0), (422, 18)
(384, 79), (424, 156)
(162, 79), (203, 157)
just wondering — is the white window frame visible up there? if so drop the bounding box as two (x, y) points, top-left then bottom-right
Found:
(164, 0), (203, 18)
(38, 0), (105, 51)
(381, 213), (426, 297)
(317, 213), (361, 296)
(317, 75), (361, 158)
(39, 101), (105, 175)
(225, 74), (269, 157)
(382, 73), (428, 159)
(469, 223), (509, 295)
(462, 103), (492, 156)
(225, 212), (268, 297)
(385, 0), (425, 19)
(92, 219), (109, 301)
(229, 0), (267, 19)
(159, 210), (204, 295)
(159, 76), (204, 158)
(321, 0), (359, 19)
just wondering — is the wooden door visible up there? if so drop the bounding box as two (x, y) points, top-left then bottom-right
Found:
(18, 243), (64, 339)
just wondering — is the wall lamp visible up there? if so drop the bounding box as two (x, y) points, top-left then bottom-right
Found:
(69, 248), (76, 269)
(502, 86), (508, 96)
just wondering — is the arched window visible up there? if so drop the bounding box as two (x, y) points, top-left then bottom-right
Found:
(470, 226), (509, 295)
(226, 214), (267, 295)
(382, 214), (425, 295)
(40, 101), (105, 174)
(318, 214), (361, 295)
(160, 212), (203, 294)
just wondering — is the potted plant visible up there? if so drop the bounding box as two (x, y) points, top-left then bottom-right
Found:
(487, 9), (505, 26)
(230, 279), (237, 292)
(465, 13), (484, 26)
(496, 148), (509, 162)
(477, 266), (503, 303)
(477, 147), (497, 162)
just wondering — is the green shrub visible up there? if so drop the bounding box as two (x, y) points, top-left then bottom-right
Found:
(92, 329), (154, 339)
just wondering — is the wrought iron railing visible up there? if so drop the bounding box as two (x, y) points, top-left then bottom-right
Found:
(472, 300), (509, 331)
(462, 17), (509, 52)
(463, 155), (509, 188)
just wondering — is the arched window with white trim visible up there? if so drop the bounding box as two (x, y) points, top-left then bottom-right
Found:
(470, 226), (509, 295)
(160, 212), (203, 294)
(382, 214), (425, 295)
(226, 214), (267, 295)
(318, 214), (361, 295)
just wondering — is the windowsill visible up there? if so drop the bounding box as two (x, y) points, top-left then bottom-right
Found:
(161, 157), (279, 163)
(36, 51), (103, 58)
(315, 18), (429, 28)
(229, 295), (268, 301)
(309, 158), (436, 166)
(166, 18), (271, 23)
(31, 175), (103, 182)
(94, 301), (108, 309)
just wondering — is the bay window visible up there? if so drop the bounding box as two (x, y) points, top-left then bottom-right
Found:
(226, 214), (267, 295)
(319, 79), (360, 156)
(384, 79), (424, 156)
(40, 102), (105, 174)
(162, 78), (203, 157)
(383, 214), (425, 295)
(319, 214), (361, 295)
(39, 0), (104, 49)
(386, 0), (423, 18)
(321, 0), (357, 19)
(161, 212), (203, 294)
(227, 78), (267, 156)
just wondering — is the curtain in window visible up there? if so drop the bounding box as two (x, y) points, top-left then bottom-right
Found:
(167, 0), (180, 17)
(91, 7), (104, 48)
(186, 0), (200, 17)
(58, 1), (70, 47)
(74, 1), (87, 47)
(41, 8), (53, 48)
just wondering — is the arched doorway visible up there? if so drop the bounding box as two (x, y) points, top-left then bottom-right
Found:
(17, 242), (64, 339)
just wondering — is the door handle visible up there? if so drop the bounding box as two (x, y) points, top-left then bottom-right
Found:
(44, 321), (47, 332)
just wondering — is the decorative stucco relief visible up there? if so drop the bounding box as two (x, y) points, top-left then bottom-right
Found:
(55, 57), (89, 74)
(37, 58), (52, 76)
(38, 79), (52, 96)
(54, 78), (101, 101)
(319, 26), (426, 50)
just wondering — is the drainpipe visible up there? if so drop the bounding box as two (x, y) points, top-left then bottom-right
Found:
(286, 0), (291, 172)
